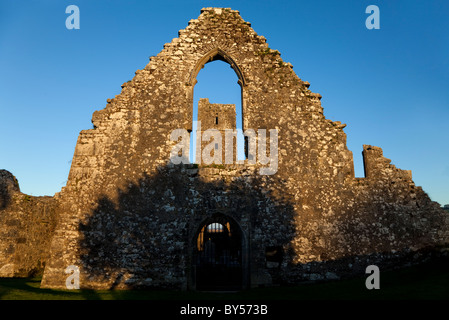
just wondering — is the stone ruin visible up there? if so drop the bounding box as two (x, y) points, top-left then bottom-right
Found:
(197, 98), (238, 164)
(1, 7), (448, 290)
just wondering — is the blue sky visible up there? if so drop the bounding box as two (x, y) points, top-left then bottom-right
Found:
(0, 1), (448, 206)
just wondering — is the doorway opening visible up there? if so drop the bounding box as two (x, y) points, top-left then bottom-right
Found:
(193, 216), (243, 291)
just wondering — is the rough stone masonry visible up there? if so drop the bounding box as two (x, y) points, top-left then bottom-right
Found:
(1, 7), (448, 289)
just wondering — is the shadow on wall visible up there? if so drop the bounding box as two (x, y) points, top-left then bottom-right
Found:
(67, 164), (449, 290)
(0, 170), (19, 210)
(76, 163), (297, 290)
(0, 183), (10, 210)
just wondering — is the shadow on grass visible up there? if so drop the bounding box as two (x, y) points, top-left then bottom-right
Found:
(2, 256), (449, 300)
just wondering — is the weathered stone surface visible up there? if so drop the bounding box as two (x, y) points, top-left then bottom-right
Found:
(197, 98), (237, 164)
(0, 170), (58, 277)
(1, 8), (448, 290)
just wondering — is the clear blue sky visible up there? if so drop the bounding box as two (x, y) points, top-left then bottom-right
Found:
(0, 1), (448, 206)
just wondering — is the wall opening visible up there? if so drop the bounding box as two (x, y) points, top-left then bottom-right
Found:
(190, 58), (245, 163)
(265, 246), (283, 268)
(193, 215), (243, 291)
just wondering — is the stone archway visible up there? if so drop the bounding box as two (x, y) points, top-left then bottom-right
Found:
(188, 48), (248, 163)
(188, 47), (246, 87)
(185, 47), (248, 134)
(192, 214), (246, 291)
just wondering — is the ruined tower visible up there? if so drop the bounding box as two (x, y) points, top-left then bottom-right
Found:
(196, 98), (237, 164)
(0, 7), (448, 290)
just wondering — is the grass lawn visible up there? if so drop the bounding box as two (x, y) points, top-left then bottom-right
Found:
(1, 258), (448, 300)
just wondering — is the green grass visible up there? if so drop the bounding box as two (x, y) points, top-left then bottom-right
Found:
(1, 258), (449, 300)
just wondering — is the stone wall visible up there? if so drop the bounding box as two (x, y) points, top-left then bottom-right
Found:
(40, 7), (449, 289)
(39, 164), (296, 289)
(1, 7), (447, 289)
(0, 170), (58, 277)
(279, 144), (449, 282)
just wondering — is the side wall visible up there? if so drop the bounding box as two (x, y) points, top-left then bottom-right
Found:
(0, 170), (58, 277)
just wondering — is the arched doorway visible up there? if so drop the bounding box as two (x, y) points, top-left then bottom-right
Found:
(193, 215), (244, 291)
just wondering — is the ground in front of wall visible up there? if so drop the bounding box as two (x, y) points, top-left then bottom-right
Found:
(1, 256), (448, 300)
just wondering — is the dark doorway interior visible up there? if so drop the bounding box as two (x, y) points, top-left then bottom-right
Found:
(194, 217), (243, 291)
